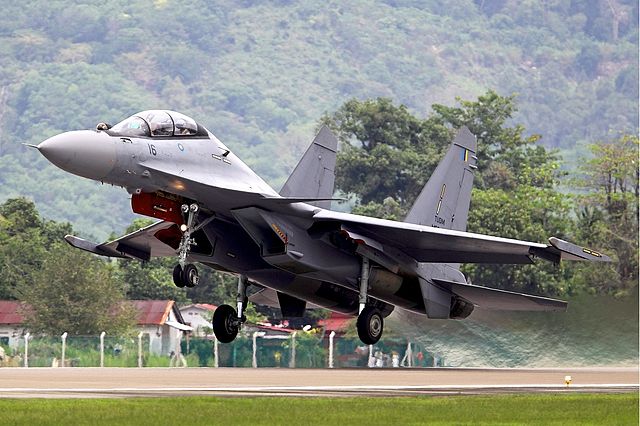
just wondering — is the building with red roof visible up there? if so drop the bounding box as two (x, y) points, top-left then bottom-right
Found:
(317, 312), (353, 335)
(130, 300), (192, 356)
(0, 301), (27, 349)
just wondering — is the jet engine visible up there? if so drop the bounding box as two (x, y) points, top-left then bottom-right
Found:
(449, 296), (475, 319)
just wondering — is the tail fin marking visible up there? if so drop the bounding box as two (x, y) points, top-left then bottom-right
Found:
(404, 126), (477, 232)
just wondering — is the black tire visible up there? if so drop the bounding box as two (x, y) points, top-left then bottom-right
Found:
(182, 263), (199, 288)
(356, 306), (384, 345)
(172, 264), (185, 288)
(212, 304), (239, 343)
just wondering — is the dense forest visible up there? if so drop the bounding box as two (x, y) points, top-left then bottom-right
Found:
(0, 0), (637, 239)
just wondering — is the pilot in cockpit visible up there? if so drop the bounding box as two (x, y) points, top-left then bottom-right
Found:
(106, 110), (202, 138)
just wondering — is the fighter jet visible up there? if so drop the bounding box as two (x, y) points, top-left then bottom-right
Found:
(34, 110), (610, 344)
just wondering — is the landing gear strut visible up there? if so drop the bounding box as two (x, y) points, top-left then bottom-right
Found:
(178, 203), (199, 268)
(212, 275), (249, 343)
(356, 257), (384, 345)
(172, 203), (214, 288)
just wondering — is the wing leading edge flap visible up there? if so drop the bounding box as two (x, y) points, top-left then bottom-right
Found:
(433, 278), (567, 312)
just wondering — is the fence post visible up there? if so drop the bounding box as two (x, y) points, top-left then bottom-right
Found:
(137, 332), (143, 368)
(252, 332), (258, 368)
(328, 331), (335, 368)
(99, 331), (106, 367)
(213, 336), (219, 368)
(289, 331), (296, 368)
(24, 332), (30, 368)
(61, 332), (68, 367)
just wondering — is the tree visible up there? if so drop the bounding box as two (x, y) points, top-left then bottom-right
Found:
(0, 197), (72, 299)
(321, 97), (450, 211)
(323, 92), (575, 295)
(17, 244), (136, 335)
(571, 133), (639, 295)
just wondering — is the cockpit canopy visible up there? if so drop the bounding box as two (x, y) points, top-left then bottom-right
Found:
(109, 110), (207, 138)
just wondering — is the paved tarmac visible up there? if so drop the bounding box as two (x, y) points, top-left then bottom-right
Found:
(0, 367), (637, 398)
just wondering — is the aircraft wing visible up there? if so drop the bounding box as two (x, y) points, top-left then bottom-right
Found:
(65, 221), (178, 261)
(312, 210), (610, 264)
(433, 279), (567, 311)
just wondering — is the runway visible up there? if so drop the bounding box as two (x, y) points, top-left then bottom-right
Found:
(0, 367), (637, 398)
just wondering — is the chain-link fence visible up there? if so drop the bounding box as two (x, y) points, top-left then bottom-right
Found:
(0, 332), (444, 368)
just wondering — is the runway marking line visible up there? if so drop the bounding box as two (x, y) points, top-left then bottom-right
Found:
(1, 384), (637, 393)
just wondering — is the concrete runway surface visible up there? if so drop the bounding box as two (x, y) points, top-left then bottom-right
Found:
(0, 367), (637, 398)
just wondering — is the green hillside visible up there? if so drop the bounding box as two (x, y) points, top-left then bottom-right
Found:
(0, 0), (637, 238)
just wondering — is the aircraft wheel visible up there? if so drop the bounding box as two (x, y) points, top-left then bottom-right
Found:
(212, 304), (239, 343)
(357, 306), (384, 345)
(182, 263), (199, 288)
(172, 264), (185, 288)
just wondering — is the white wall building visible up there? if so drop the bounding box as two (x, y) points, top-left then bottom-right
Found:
(179, 303), (217, 337)
(131, 300), (192, 356)
(0, 301), (26, 351)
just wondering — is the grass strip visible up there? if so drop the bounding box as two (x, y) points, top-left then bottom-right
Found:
(4, 393), (638, 425)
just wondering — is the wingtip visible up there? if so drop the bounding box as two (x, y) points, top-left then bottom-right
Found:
(548, 237), (612, 262)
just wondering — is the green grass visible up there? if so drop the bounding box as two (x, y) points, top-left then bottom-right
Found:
(4, 393), (638, 425)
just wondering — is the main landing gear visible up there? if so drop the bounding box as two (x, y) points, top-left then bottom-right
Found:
(356, 257), (384, 345)
(212, 275), (249, 343)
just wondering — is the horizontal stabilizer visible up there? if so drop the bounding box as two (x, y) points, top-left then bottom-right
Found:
(433, 279), (567, 312)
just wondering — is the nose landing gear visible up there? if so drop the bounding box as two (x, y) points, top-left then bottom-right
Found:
(172, 203), (210, 288)
(172, 263), (199, 288)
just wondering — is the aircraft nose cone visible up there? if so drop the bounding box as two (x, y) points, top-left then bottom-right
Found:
(38, 130), (116, 180)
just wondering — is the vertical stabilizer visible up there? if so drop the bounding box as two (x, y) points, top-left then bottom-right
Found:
(280, 125), (338, 209)
(404, 126), (477, 232)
